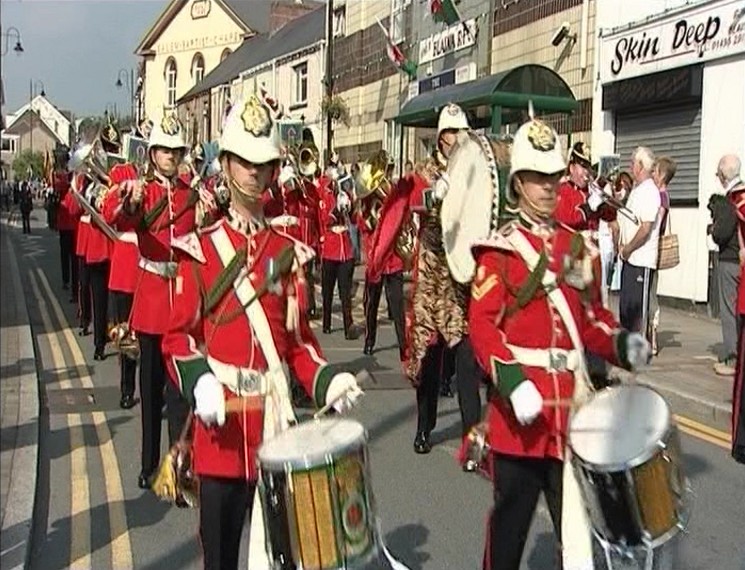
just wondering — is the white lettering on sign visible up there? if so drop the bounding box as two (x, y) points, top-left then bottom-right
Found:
(191, 0), (211, 20)
(155, 31), (242, 55)
(418, 18), (478, 65)
(600, 0), (745, 82)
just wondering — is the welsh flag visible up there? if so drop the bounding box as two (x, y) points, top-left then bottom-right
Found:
(376, 18), (417, 80)
(429, 0), (460, 26)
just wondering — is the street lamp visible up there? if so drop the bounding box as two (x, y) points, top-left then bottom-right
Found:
(115, 68), (135, 124)
(29, 79), (46, 155)
(1, 26), (24, 57)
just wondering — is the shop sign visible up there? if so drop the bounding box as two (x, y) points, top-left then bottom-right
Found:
(600, 0), (745, 83)
(417, 63), (476, 95)
(191, 0), (211, 20)
(418, 18), (478, 65)
(155, 31), (243, 55)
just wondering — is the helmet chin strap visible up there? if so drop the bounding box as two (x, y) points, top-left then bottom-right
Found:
(226, 175), (263, 208)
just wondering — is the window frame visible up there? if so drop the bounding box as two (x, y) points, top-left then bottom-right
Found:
(332, 5), (346, 38)
(293, 61), (309, 107)
(192, 52), (205, 85)
(389, 0), (410, 44)
(165, 57), (178, 109)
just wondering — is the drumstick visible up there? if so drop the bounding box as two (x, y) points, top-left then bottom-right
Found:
(225, 395), (263, 414)
(313, 369), (376, 419)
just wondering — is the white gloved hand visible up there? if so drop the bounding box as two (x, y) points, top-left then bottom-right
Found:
(336, 191), (351, 213)
(433, 174), (450, 200)
(325, 372), (364, 413)
(509, 380), (543, 426)
(626, 332), (652, 370)
(193, 372), (226, 427)
(121, 179), (144, 204)
(278, 165), (296, 186)
(587, 191), (603, 212)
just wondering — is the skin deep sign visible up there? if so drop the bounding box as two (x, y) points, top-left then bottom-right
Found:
(600, 0), (745, 83)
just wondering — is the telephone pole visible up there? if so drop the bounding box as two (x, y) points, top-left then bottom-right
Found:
(324, 0), (334, 165)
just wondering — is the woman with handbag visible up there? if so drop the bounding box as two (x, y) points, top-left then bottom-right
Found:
(650, 156), (678, 355)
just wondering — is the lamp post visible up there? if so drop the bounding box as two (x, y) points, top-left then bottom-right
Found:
(1, 26), (24, 57)
(115, 68), (135, 124)
(29, 79), (45, 156)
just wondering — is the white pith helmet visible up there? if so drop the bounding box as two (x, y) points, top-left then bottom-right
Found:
(148, 113), (187, 150)
(437, 103), (470, 134)
(220, 90), (283, 165)
(506, 117), (566, 203)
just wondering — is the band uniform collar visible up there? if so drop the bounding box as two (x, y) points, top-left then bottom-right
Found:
(517, 210), (555, 238)
(227, 207), (267, 237)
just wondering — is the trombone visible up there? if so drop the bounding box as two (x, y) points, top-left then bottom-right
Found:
(587, 175), (639, 225)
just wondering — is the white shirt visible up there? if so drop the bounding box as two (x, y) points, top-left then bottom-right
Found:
(618, 177), (661, 269)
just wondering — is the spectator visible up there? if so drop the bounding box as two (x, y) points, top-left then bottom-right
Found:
(19, 188), (33, 233)
(710, 154), (743, 375)
(618, 147), (662, 337)
(649, 156), (677, 355)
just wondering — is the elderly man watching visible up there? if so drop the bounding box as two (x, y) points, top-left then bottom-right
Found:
(618, 147), (662, 339)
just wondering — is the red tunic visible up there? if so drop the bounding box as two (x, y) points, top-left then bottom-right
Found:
(729, 185), (745, 314)
(468, 217), (626, 460)
(69, 174), (90, 258)
(357, 194), (404, 277)
(54, 172), (77, 232)
(162, 218), (332, 480)
(111, 174), (199, 335)
(554, 180), (615, 233)
(291, 179), (321, 251)
(103, 164), (140, 293)
(317, 179), (354, 262)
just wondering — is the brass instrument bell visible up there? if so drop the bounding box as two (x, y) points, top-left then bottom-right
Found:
(109, 323), (140, 360)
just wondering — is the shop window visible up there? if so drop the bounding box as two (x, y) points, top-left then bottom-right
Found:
(165, 57), (177, 109)
(390, 0), (410, 44)
(293, 62), (308, 106)
(192, 53), (205, 85)
(333, 5), (346, 38)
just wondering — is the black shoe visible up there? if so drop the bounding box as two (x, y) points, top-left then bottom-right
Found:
(308, 308), (319, 320)
(174, 495), (190, 509)
(440, 382), (454, 399)
(363, 344), (374, 356)
(413, 432), (432, 454)
(79, 326), (90, 337)
(94, 348), (106, 361)
(120, 394), (137, 409)
(322, 326), (331, 334)
(462, 459), (478, 473)
(138, 471), (152, 490)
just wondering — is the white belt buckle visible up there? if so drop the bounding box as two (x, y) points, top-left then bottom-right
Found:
(237, 370), (262, 395)
(549, 350), (568, 372)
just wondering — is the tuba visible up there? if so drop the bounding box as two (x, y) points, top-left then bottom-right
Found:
(297, 142), (319, 178)
(109, 322), (140, 361)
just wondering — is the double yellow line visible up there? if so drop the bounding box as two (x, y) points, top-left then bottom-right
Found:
(674, 414), (732, 450)
(25, 262), (133, 568)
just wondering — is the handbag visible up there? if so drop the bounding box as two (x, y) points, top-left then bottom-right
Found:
(657, 210), (680, 270)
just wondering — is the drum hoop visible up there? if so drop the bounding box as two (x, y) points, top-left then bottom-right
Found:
(569, 384), (673, 473)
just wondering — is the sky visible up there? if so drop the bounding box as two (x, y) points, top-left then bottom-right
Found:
(1, 0), (165, 118)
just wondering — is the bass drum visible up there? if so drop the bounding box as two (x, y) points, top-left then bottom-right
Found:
(441, 132), (501, 284)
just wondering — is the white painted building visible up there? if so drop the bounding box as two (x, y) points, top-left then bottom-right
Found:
(592, 0), (745, 305)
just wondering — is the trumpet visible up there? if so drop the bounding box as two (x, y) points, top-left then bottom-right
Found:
(109, 323), (140, 361)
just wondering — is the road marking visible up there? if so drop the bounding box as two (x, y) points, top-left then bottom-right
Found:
(27, 271), (91, 570)
(35, 267), (134, 569)
(675, 414), (731, 450)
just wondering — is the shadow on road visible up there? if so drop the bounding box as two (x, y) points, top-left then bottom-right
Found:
(385, 523), (430, 570)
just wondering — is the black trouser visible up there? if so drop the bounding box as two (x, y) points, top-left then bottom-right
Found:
(619, 262), (654, 335)
(733, 316), (745, 464)
(137, 332), (190, 475)
(78, 257), (92, 328)
(199, 477), (257, 570)
(363, 271), (405, 354)
(321, 258), (354, 333)
(306, 258), (317, 313)
(417, 337), (483, 436)
(112, 291), (136, 399)
(88, 261), (110, 352)
(484, 454), (563, 570)
(59, 230), (78, 290)
(21, 211), (31, 233)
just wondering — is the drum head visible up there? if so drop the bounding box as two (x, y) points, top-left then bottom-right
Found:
(569, 385), (671, 471)
(441, 133), (497, 284)
(258, 418), (366, 470)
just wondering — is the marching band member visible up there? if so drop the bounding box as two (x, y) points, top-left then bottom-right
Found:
(71, 168), (92, 337)
(102, 162), (140, 409)
(356, 152), (406, 358)
(554, 142), (616, 236)
(162, 91), (362, 570)
(54, 151), (78, 301)
(467, 116), (650, 570)
(318, 162), (357, 337)
(109, 114), (196, 490)
(366, 104), (483, 459)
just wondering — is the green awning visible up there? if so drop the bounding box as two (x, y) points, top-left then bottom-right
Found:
(396, 64), (578, 127)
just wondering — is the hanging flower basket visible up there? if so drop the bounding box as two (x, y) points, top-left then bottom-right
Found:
(321, 95), (351, 128)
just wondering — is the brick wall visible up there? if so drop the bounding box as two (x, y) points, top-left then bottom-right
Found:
(493, 0), (584, 37)
(270, 1), (322, 34)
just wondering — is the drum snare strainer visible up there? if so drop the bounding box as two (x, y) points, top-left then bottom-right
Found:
(569, 384), (691, 554)
(258, 418), (377, 569)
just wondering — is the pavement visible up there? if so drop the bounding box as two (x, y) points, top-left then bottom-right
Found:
(1, 206), (743, 570)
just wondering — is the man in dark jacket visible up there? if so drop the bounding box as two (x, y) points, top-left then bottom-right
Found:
(19, 187), (33, 233)
(708, 192), (740, 374)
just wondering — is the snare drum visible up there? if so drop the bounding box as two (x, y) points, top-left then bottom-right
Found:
(258, 418), (376, 569)
(569, 385), (688, 548)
